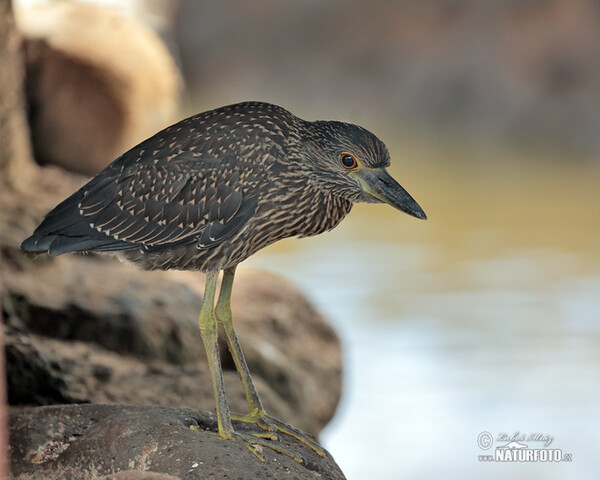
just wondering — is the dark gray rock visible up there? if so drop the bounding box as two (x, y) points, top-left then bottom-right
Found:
(9, 404), (346, 480)
(5, 327), (77, 405)
(97, 472), (182, 480)
(5, 255), (204, 365)
(3, 252), (342, 435)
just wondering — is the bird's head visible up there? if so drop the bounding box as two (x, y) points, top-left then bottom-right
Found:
(299, 120), (427, 220)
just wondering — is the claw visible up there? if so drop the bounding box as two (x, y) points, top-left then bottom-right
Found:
(246, 429), (279, 442)
(231, 412), (326, 457)
(190, 423), (305, 463)
(210, 431), (267, 462)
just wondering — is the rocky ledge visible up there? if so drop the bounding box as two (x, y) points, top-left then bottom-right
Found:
(9, 404), (346, 480)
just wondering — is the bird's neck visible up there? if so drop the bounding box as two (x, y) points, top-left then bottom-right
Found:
(283, 175), (353, 239)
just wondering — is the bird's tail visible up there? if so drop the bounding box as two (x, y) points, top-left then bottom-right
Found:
(21, 188), (131, 256)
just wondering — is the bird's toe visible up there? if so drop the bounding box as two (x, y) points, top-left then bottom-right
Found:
(231, 411), (325, 457)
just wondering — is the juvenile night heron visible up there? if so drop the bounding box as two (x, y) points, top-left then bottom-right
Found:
(22, 102), (426, 462)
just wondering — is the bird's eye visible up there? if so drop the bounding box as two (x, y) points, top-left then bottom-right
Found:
(340, 153), (358, 169)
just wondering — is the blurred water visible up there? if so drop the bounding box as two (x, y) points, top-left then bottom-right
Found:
(245, 150), (600, 480)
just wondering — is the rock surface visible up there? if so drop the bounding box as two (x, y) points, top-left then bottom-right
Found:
(9, 404), (346, 480)
(3, 251), (342, 435)
(98, 472), (182, 480)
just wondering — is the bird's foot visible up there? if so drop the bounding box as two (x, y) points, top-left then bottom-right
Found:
(231, 410), (325, 457)
(190, 424), (305, 463)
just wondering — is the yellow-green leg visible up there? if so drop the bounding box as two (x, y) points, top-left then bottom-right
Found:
(193, 271), (305, 463)
(215, 266), (325, 457)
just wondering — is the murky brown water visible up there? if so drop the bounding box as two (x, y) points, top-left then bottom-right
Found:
(246, 143), (600, 480)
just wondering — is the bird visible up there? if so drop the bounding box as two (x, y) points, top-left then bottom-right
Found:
(21, 101), (426, 463)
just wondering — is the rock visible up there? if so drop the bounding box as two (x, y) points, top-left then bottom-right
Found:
(6, 255), (204, 365)
(4, 327), (80, 406)
(98, 472), (182, 480)
(4, 325), (302, 432)
(3, 251), (342, 435)
(15, 3), (179, 175)
(9, 404), (346, 480)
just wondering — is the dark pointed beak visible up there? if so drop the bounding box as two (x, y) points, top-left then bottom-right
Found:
(354, 168), (427, 220)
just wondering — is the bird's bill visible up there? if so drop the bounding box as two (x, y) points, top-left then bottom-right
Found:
(353, 168), (427, 220)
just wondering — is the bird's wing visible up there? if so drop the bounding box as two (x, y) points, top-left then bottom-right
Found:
(78, 152), (258, 251)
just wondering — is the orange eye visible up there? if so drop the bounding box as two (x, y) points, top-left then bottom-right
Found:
(340, 153), (358, 169)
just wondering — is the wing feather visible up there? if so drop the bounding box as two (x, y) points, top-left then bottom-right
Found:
(78, 153), (257, 252)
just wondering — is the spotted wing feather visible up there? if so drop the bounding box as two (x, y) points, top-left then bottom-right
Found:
(78, 154), (256, 251)
(22, 152), (258, 256)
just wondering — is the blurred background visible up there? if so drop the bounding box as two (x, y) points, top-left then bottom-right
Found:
(11, 0), (600, 479)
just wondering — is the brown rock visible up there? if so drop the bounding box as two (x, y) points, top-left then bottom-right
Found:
(5, 328), (79, 406)
(6, 255), (204, 365)
(16, 3), (179, 175)
(9, 404), (346, 480)
(97, 472), (181, 480)
(3, 251), (342, 435)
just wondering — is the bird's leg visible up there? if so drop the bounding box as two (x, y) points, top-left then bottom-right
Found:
(194, 272), (305, 463)
(195, 272), (263, 460)
(215, 267), (265, 415)
(215, 267), (325, 457)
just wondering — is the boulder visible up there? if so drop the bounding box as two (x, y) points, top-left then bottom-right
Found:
(16, 2), (179, 175)
(3, 252), (342, 436)
(9, 404), (346, 480)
